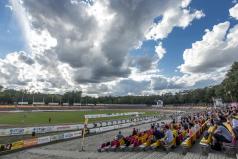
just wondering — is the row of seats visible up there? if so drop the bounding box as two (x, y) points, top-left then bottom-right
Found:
(98, 106), (238, 155)
(181, 121), (207, 152)
(98, 111), (207, 152)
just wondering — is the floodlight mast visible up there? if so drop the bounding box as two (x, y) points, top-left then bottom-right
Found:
(21, 92), (24, 106)
(32, 95), (34, 106)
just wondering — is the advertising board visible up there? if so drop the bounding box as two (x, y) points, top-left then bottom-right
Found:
(107, 121), (112, 126)
(23, 138), (37, 148)
(63, 132), (74, 139)
(9, 128), (25, 136)
(37, 136), (51, 144)
(50, 134), (60, 142)
(101, 122), (107, 127)
(11, 140), (24, 150)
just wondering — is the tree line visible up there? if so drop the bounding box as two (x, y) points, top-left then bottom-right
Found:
(0, 62), (237, 105)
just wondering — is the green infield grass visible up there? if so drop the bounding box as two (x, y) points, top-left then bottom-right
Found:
(0, 109), (159, 126)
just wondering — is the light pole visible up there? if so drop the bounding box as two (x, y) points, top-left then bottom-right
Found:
(80, 94), (82, 107)
(21, 92), (24, 107)
(68, 95), (69, 106)
(32, 95), (34, 106)
(86, 97), (88, 106)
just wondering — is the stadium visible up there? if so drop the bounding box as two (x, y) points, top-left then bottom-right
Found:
(1, 0), (238, 159)
(0, 103), (237, 159)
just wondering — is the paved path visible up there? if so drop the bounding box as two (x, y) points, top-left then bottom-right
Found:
(3, 150), (236, 159)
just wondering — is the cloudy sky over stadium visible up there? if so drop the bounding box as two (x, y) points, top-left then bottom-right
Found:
(0, 0), (238, 96)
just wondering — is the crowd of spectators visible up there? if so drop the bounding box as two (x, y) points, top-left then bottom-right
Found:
(99, 105), (238, 152)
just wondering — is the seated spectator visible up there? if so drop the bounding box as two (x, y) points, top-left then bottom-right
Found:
(231, 115), (238, 138)
(194, 121), (200, 131)
(162, 125), (174, 145)
(188, 123), (196, 138)
(116, 131), (124, 140)
(219, 115), (227, 123)
(124, 136), (133, 146)
(132, 128), (137, 136)
(153, 126), (164, 140)
(156, 123), (160, 128)
(211, 119), (232, 151)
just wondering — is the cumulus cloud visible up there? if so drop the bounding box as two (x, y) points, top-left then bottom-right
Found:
(0, 0), (207, 95)
(129, 54), (155, 72)
(144, 0), (204, 69)
(20, 0), (180, 84)
(5, 4), (13, 11)
(174, 3), (238, 91)
(0, 51), (75, 93)
(230, 3), (238, 20)
(151, 76), (182, 90)
(181, 0), (192, 8)
(84, 83), (110, 96)
(109, 79), (151, 96)
(145, 2), (204, 41)
(180, 22), (238, 74)
(155, 42), (166, 60)
(177, 13), (238, 92)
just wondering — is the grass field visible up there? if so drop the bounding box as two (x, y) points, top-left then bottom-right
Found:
(0, 109), (159, 126)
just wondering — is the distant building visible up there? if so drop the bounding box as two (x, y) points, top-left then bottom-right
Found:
(73, 103), (81, 106)
(33, 102), (45, 105)
(152, 100), (163, 108)
(212, 98), (224, 108)
(18, 102), (29, 105)
(48, 102), (59, 106)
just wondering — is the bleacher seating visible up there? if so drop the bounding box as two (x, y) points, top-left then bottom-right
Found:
(2, 105), (238, 159)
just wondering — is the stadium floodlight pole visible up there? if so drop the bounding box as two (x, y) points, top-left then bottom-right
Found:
(32, 95), (34, 106)
(21, 92), (24, 106)
(73, 90), (75, 105)
(80, 94), (82, 107)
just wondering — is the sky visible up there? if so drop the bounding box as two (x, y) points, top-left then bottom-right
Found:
(0, 0), (238, 96)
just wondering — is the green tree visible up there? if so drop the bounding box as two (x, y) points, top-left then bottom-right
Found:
(222, 62), (238, 101)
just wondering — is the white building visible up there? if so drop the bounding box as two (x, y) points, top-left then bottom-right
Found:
(152, 100), (163, 108)
(213, 98), (224, 108)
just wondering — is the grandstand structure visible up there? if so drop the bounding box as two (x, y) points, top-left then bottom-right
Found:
(1, 106), (238, 159)
(2, 121), (237, 159)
